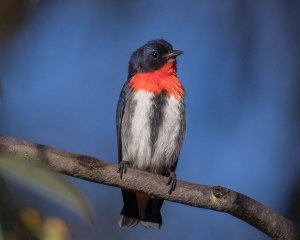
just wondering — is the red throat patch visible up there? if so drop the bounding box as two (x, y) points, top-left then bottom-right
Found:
(130, 61), (184, 100)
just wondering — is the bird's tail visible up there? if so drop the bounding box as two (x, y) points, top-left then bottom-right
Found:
(119, 190), (163, 229)
(118, 215), (139, 228)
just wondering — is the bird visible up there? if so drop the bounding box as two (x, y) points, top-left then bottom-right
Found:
(116, 39), (186, 229)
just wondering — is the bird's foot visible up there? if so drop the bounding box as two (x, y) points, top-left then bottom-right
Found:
(118, 160), (129, 179)
(166, 169), (177, 194)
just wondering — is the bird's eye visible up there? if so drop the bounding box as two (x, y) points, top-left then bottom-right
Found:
(152, 51), (158, 58)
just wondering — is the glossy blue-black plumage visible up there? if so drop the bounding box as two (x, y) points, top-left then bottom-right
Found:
(127, 39), (174, 79)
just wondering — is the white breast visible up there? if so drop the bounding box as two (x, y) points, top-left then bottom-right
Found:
(152, 96), (182, 169)
(122, 90), (182, 173)
(122, 90), (153, 167)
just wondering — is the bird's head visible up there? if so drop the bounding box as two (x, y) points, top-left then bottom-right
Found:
(128, 39), (183, 79)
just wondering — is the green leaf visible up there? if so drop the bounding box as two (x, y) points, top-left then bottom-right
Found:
(0, 154), (93, 222)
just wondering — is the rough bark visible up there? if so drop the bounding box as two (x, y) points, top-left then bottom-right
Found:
(0, 136), (298, 239)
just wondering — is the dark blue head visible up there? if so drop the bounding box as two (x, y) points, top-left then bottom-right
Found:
(128, 39), (183, 79)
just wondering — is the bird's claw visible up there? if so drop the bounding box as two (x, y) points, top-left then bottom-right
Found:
(166, 169), (177, 194)
(118, 160), (129, 179)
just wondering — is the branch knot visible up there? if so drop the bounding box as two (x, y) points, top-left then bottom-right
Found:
(212, 186), (230, 199)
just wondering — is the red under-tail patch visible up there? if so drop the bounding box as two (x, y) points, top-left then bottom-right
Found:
(136, 192), (150, 220)
(130, 61), (184, 100)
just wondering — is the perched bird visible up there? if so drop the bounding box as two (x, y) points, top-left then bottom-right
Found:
(116, 39), (186, 229)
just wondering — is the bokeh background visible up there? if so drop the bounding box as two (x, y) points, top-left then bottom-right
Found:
(0, 0), (300, 239)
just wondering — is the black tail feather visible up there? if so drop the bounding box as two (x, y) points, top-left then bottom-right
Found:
(119, 190), (139, 228)
(119, 190), (163, 229)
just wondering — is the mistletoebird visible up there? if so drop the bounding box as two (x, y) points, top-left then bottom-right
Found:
(116, 39), (186, 229)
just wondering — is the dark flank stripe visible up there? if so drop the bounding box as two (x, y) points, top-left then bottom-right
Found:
(119, 85), (136, 163)
(149, 91), (167, 149)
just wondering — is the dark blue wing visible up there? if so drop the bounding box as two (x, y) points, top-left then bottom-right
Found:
(116, 81), (132, 163)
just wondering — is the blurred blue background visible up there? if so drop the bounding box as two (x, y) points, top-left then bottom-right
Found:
(0, 0), (300, 239)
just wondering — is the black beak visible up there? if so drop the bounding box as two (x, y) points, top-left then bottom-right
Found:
(164, 50), (184, 60)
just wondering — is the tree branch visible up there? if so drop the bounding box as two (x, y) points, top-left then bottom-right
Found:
(0, 136), (298, 239)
